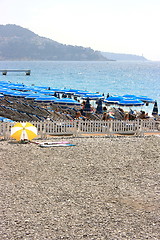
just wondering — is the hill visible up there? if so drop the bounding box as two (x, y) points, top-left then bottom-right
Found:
(0, 24), (107, 61)
(101, 51), (148, 61)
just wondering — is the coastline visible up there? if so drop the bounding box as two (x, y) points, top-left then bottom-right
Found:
(1, 135), (160, 239)
(0, 61), (160, 114)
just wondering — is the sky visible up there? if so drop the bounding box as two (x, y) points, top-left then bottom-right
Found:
(1, 0), (160, 61)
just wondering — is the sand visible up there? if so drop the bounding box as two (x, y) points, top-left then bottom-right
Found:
(0, 135), (160, 240)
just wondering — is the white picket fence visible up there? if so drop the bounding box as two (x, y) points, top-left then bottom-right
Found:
(0, 119), (160, 139)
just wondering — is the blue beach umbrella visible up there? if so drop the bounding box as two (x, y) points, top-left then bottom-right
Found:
(0, 81), (9, 85)
(39, 90), (56, 95)
(17, 91), (32, 96)
(9, 86), (27, 91)
(137, 96), (155, 103)
(123, 94), (137, 99)
(0, 88), (9, 93)
(3, 91), (21, 97)
(52, 89), (70, 93)
(59, 89), (75, 93)
(118, 98), (144, 106)
(0, 89), (15, 95)
(49, 88), (64, 92)
(34, 96), (58, 103)
(104, 95), (123, 104)
(10, 83), (24, 87)
(82, 93), (104, 100)
(0, 83), (10, 88)
(0, 82), (13, 87)
(19, 86), (37, 91)
(0, 117), (14, 122)
(22, 86), (45, 92)
(25, 93), (44, 99)
(65, 89), (81, 94)
(74, 90), (89, 96)
(6, 91), (32, 97)
(33, 86), (49, 90)
(0, 94), (4, 98)
(54, 98), (80, 105)
(3, 84), (17, 89)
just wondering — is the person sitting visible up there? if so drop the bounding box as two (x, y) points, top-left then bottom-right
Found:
(129, 113), (136, 120)
(103, 106), (107, 112)
(102, 112), (110, 121)
(75, 111), (86, 120)
(137, 111), (148, 119)
(128, 110), (136, 120)
(124, 112), (129, 120)
(81, 101), (86, 110)
(91, 105), (95, 112)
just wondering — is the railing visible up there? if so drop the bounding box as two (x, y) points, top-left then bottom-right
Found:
(0, 119), (159, 139)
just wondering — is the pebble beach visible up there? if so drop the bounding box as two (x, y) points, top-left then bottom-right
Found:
(1, 135), (160, 240)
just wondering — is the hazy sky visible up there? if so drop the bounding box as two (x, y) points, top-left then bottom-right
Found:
(1, 0), (160, 60)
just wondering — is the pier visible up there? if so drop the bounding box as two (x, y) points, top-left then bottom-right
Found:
(0, 70), (31, 75)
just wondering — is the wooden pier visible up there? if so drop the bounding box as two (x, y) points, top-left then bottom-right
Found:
(0, 70), (31, 75)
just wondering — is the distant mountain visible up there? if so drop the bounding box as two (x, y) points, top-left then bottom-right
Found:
(0, 24), (107, 61)
(0, 24), (149, 61)
(101, 51), (148, 61)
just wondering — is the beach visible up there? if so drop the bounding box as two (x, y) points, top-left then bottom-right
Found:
(1, 135), (160, 239)
(0, 61), (160, 114)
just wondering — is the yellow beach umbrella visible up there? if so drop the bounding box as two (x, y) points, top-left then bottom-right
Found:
(11, 122), (37, 141)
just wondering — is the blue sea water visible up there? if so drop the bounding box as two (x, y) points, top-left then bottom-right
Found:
(0, 61), (160, 113)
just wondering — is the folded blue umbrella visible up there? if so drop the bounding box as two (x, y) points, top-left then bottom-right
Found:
(96, 99), (103, 114)
(152, 100), (158, 115)
(83, 98), (92, 112)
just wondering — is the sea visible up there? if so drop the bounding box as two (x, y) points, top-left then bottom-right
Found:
(0, 61), (160, 114)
